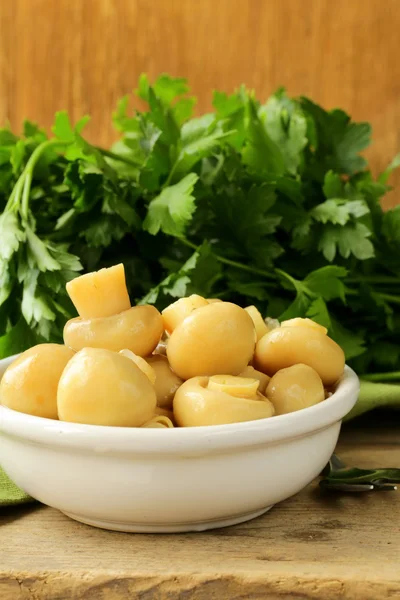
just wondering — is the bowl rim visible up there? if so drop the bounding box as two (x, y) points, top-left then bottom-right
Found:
(0, 354), (359, 455)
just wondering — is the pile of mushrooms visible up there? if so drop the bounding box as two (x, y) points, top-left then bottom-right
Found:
(0, 264), (345, 428)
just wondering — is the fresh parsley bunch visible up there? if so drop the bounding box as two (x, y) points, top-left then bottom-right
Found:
(1, 74), (400, 396)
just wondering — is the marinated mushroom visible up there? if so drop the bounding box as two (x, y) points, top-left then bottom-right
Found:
(64, 305), (163, 356)
(254, 326), (345, 386)
(57, 348), (156, 426)
(207, 375), (259, 398)
(3, 254), (348, 430)
(244, 306), (270, 341)
(154, 406), (175, 420)
(142, 415), (175, 428)
(0, 344), (74, 419)
(66, 263), (131, 319)
(280, 317), (327, 335)
(173, 376), (275, 426)
(167, 302), (256, 380)
(146, 355), (183, 409)
(162, 295), (209, 334)
(119, 349), (156, 385)
(266, 364), (325, 415)
(239, 366), (270, 394)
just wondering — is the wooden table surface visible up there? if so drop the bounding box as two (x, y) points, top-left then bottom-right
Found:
(1, 419), (399, 600)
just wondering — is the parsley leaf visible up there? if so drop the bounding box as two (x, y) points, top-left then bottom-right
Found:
(144, 173), (199, 236)
(301, 99), (371, 175)
(382, 206), (400, 244)
(319, 222), (374, 262)
(0, 212), (25, 260)
(304, 266), (347, 302)
(140, 242), (218, 306)
(259, 89), (307, 174)
(242, 98), (285, 176)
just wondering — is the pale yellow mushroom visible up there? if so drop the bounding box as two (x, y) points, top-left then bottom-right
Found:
(146, 355), (183, 409)
(64, 305), (163, 356)
(254, 326), (345, 386)
(66, 263), (131, 319)
(280, 317), (327, 335)
(167, 302), (256, 380)
(119, 349), (156, 385)
(0, 344), (74, 419)
(57, 348), (156, 427)
(208, 375), (259, 398)
(244, 306), (270, 341)
(266, 364), (325, 415)
(174, 376), (274, 427)
(142, 415), (174, 428)
(206, 298), (223, 304)
(239, 366), (270, 394)
(154, 406), (175, 420)
(162, 295), (209, 334)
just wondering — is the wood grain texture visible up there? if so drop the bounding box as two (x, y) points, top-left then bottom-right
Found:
(1, 424), (399, 599)
(0, 0), (399, 208)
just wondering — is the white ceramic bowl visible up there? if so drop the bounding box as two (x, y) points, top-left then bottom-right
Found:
(0, 354), (359, 532)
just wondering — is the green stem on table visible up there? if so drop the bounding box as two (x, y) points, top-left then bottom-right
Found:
(179, 238), (277, 281)
(361, 371), (400, 382)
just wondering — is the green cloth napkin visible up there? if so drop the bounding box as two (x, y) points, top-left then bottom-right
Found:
(0, 381), (399, 507)
(0, 467), (35, 506)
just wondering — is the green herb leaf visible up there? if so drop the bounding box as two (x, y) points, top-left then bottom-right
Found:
(259, 89), (307, 174)
(0, 260), (12, 306)
(242, 98), (285, 176)
(0, 212), (25, 260)
(382, 206), (400, 244)
(304, 266), (347, 302)
(379, 153), (400, 184)
(323, 171), (344, 198)
(0, 318), (39, 359)
(144, 173), (199, 236)
(52, 111), (90, 142)
(140, 242), (215, 306)
(318, 223), (374, 261)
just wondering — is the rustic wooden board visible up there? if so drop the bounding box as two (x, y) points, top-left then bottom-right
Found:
(0, 421), (399, 599)
(0, 0), (400, 207)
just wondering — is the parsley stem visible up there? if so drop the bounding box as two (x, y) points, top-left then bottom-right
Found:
(96, 148), (142, 167)
(164, 164), (177, 187)
(362, 371), (400, 382)
(5, 172), (26, 211)
(180, 238), (277, 280)
(180, 239), (400, 297)
(377, 292), (400, 305)
(20, 140), (69, 221)
(348, 276), (400, 285)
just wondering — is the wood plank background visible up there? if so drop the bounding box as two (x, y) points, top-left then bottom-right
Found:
(0, 0), (399, 207)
